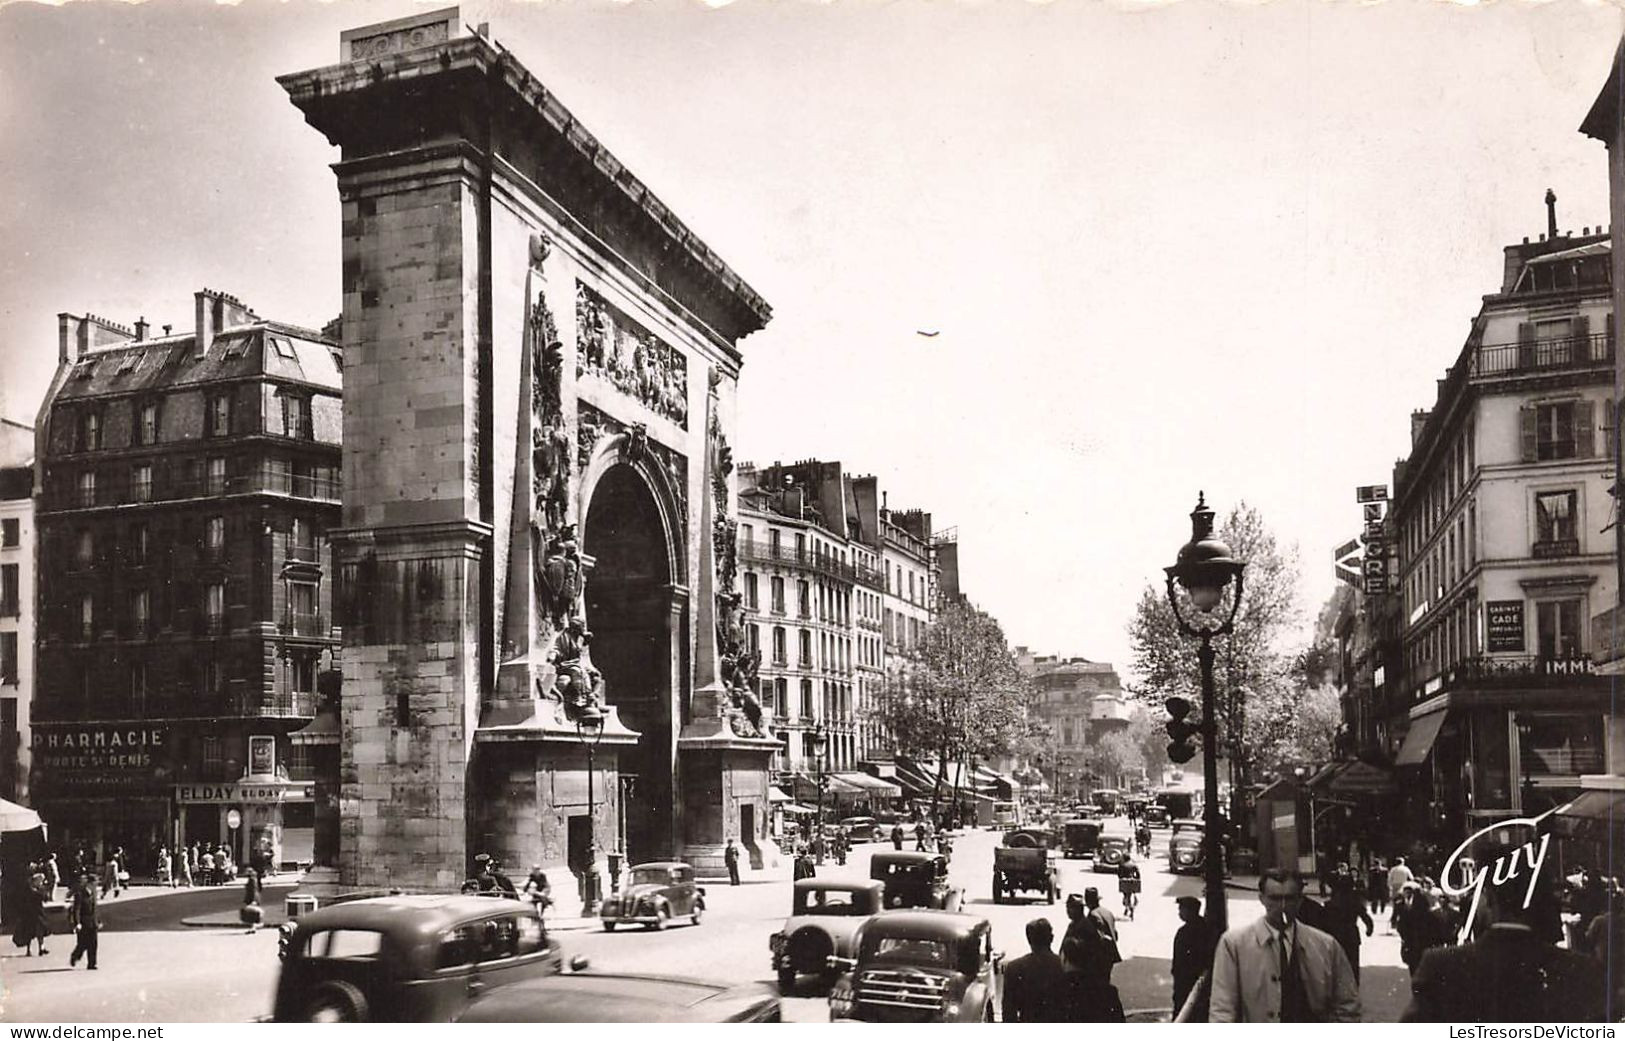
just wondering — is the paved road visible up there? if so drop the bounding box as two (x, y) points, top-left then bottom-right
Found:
(0, 821), (1413, 1021)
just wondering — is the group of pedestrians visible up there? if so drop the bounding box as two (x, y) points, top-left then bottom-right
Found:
(1002, 887), (1127, 1022)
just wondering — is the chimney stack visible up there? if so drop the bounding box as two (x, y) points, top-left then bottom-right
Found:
(1546, 188), (1558, 241)
(195, 290), (219, 359)
(58, 313), (74, 363)
(134, 316), (149, 341)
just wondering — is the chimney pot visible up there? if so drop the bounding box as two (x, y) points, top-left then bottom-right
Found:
(162, 324), (172, 336)
(1546, 188), (1558, 241)
(134, 316), (149, 341)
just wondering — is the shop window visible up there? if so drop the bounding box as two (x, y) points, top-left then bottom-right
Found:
(1517, 713), (1605, 777)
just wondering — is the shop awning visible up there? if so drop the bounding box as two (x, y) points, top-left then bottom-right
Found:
(780, 803), (819, 816)
(831, 772), (901, 797)
(768, 787), (794, 804)
(0, 798), (42, 833)
(1553, 788), (1625, 823)
(1395, 711), (1448, 766)
(1328, 761), (1398, 795)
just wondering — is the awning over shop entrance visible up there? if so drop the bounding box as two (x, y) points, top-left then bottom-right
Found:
(830, 772), (901, 798)
(1553, 788), (1625, 824)
(768, 787), (794, 804)
(1395, 711), (1448, 767)
(1308, 760), (1399, 796)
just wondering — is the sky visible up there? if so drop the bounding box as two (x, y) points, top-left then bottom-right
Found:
(1, 0), (1620, 678)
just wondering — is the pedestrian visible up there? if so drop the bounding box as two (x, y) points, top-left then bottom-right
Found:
(913, 819), (927, 852)
(1083, 887), (1120, 969)
(1367, 858), (1388, 917)
(1209, 868), (1360, 1023)
(157, 846), (172, 888)
(489, 858), (517, 896)
(473, 853), (497, 892)
(724, 838), (741, 886)
(1058, 904), (1125, 1023)
(43, 852), (61, 903)
(1002, 918), (1069, 1022)
(522, 865), (552, 920)
(1118, 855), (1141, 919)
(176, 846), (193, 888)
(188, 843), (200, 881)
(200, 848), (216, 887)
(68, 871), (99, 970)
(240, 867), (264, 933)
(1387, 856), (1413, 927)
(890, 822), (904, 851)
(11, 865), (50, 956)
(100, 849), (120, 898)
(1322, 875), (1375, 982)
(1171, 895), (1215, 1016)
(1394, 882), (1449, 975)
(1403, 866), (1609, 1022)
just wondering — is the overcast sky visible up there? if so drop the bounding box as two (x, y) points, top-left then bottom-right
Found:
(1, 0), (1620, 676)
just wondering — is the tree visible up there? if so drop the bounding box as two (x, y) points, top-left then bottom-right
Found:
(1081, 729), (1144, 791)
(1125, 501), (1304, 804)
(871, 599), (1034, 814)
(1125, 706), (1169, 786)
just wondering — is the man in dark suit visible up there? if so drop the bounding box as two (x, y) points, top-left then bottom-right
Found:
(1402, 865), (1610, 1023)
(1002, 918), (1070, 1022)
(1171, 895), (1216, 1015)
(68, 871), (99, 970)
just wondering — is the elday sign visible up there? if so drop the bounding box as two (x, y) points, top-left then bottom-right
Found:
(174, 783), (313, 804)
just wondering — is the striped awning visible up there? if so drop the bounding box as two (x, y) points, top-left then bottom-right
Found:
(831, 772), (901, 797)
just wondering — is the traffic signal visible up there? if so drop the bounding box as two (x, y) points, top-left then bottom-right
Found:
(1165, 696), (1201, 765)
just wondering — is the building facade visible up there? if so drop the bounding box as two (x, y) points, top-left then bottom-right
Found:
(1014, 650), (1131, 796)
(31, 299), (342, 871)
(280, 8), (776, 888)
(1384, 205), (1621, 847)
(1, 418), (35, 802)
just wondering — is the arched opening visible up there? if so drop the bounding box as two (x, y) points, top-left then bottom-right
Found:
(583, 463), (675, 863)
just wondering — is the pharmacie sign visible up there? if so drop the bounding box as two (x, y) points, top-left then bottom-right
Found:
(174, 783), (313, 805)
(33, 725), (166, 770)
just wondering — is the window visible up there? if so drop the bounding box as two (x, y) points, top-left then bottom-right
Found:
(1534, 491), (1578, 555)
(770, 577), (785, 614)
(1, 518), (16, 547)
(207, 457), (227, 495)
(292, 653), (317, 694)
(283, 394), (312, 440)
(769, 530), (781, 558)
(131, 463), (152, 503)
(76, 529), (94, 568)
(800, 679), (814, 720)
(289, 582), (317, 634)
(798, 629), (812, 668)
(1536, 599), (1583, 660)
(78, 470), (96, 507)
(1517, 712), (1606, 777)
(747, 623), (760, 657)
(0, 632), (15, 685)
(137, 401), (160, 446)
(208, 393), (232, 437)
(291, 518), (316, 562)
(1523, 401), (1593, 462)
(78, 410), (101, 451)
(797, 580), (810, 618)
(203, 660), (225, 697)
(130, 662), (146, 710)
(772, 626), (787, 666)
(130, 588), (149, 634)
(79, 594), (94, 639)
(205, 516), (225, 560)
(270, 336), (297, 360)
(795, 533), (807, 561)
(205, 582), (225, 630)
(202, 735), (222, 772)
(0, 564), (15, 616)
(744, 573), (758, 610)
(128, 523), (148, 566)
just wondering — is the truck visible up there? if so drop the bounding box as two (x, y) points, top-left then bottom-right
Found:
(991, 846), (1058, 904)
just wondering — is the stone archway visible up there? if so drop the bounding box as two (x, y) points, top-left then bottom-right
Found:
(582, 463), (677, 863)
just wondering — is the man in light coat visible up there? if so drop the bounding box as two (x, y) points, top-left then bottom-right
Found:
(1209, 869), (1360, 1023)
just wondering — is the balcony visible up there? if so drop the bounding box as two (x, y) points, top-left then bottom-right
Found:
(739, 539), (864, 586)
(1423, 654), (1603, 696)
(1532, 538), (1580, 560)
(1470, 332), (1613, 381)
(287, 543), (320, 565)
(46, 464), (340, 511)
(234, 691), (317, 718)
(284, 612), (325, 637)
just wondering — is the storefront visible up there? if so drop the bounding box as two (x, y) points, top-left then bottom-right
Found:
(30, 722), (172, 873)
(174, 774), (315, 872)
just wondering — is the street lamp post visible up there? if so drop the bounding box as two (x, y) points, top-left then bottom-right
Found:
(1164, 493), (1246, 935)
(576, 704), (606, 917)
(811, 724), (828, 865)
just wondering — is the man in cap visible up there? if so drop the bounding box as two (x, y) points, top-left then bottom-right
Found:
(1171, 896), (1215, 1016)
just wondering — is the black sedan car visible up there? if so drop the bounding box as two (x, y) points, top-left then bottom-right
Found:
(456, 973), (780, 1022)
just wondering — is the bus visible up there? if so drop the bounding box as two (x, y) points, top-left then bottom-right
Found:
(1156, 788), (1196, 821)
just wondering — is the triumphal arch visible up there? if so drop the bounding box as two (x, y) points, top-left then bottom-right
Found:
(281, 8), (777, 889)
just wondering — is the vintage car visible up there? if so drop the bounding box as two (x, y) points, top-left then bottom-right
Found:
(991, 846), (1058, 904)
(599, 861), (705, 930)
(271, 894), (564, 1022)
(1001, 826), (1053, 850)
(1095, 834), (1132, 873)
(1060, 819), (1102, 859)
(457, 972), (779, 1023)
(770, 878), (884, 992)
(870, 850), (961, 911)
(839, 817), (879, 843)
(1091, 789), (1121, 816)
(1168, 828), (1205, 875)
(828, 911), (1001, 1022)
(1143, 805), (1170, 828)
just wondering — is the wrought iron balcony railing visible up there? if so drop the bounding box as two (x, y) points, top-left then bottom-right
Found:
(1470, 332), (1613, 380)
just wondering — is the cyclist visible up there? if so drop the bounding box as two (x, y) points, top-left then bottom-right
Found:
(1135, 821), (1153, 858)
(1118, 854), (1142, 920)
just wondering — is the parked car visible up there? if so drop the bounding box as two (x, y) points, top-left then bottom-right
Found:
(839, 817), (879, 843)
(1143, 805), (1170, 828)
(599, 862), (705, 931)
(870, 851), (961, 911)
(457, 973), (779, 1023)
(1095, 835), (1132, 873)
(1171, 818), (1204, 835)
(1168, 830), (1205, 875)
(770, 879), (884, 992)
(271, 894), (563, 1022)
(828, 911), (1001, 1022)
(1061, 819), (1102, 859)
(991, 846), (1058, 904)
